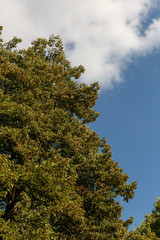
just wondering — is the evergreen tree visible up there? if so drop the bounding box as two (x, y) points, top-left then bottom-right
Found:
(0, 27), (137, 239)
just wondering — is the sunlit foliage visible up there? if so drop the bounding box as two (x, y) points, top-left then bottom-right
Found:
(0, 27), (137, 239)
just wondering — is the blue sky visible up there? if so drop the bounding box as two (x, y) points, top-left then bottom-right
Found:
(89, 51), (160, 228)
(1, 0), (160, 229)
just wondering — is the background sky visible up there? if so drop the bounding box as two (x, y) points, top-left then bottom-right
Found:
(1, 0), (160, 229)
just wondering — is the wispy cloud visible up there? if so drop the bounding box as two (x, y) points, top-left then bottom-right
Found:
(1, 0), (160, 88)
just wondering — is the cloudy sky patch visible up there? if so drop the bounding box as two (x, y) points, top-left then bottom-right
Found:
(1, 0), (160, 88)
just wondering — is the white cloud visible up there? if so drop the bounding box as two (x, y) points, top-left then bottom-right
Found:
(1, 0), (160, 88)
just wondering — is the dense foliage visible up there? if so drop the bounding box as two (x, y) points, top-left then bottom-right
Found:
(0, 26), (137, 239)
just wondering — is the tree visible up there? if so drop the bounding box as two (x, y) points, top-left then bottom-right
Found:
(0, 26), (137, 239)
(126, 219), (157, 240)
(127, 198), (160, 240)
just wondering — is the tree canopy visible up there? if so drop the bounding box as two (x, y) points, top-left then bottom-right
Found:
(127, 198), (160, 240)
(0, 26), (137, 239)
